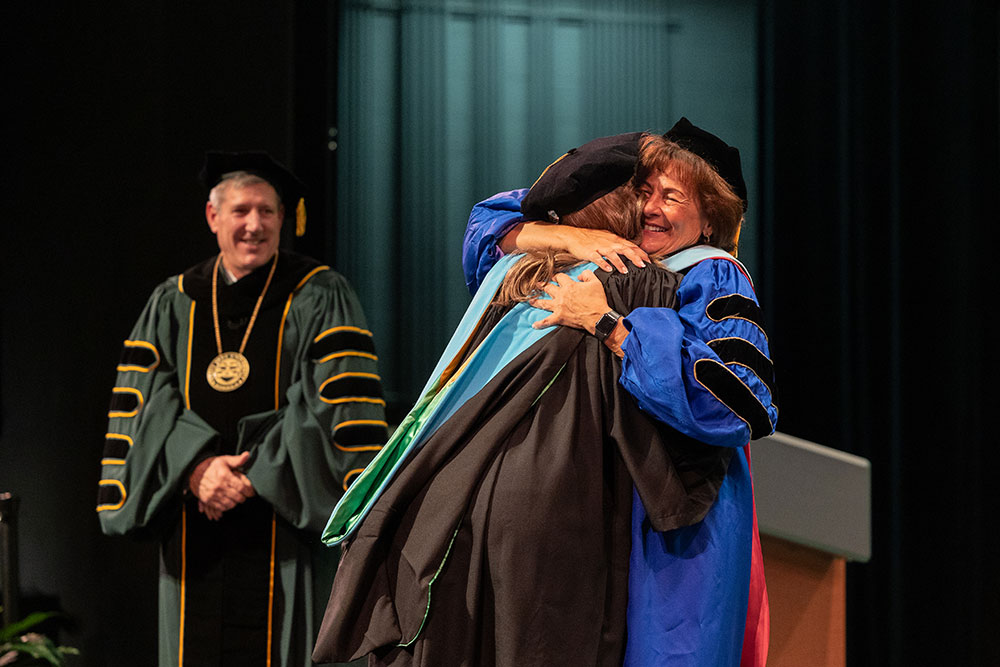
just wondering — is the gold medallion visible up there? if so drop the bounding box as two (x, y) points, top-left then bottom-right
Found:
(206, 253), (278, 393)
(206, 351), (250, 392)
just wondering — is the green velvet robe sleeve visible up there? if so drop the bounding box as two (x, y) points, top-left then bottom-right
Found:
(97, 278), (218, 536)
(240, 269), (387, 534)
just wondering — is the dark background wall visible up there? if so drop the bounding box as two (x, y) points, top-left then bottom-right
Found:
(2, 1), (998, 665)
(760, 1), (1000, 664)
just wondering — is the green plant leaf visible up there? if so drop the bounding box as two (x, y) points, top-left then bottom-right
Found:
(1, 637), (64, 665)
(0, 613), (59, 643)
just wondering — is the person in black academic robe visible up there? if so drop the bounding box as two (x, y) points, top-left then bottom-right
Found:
(313, 137), (733, 666)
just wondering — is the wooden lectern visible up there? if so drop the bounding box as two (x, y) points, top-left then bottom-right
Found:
(751, 432), (871, 667)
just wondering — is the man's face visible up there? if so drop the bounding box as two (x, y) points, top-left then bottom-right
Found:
(205, 181), (283, 280)
(637, 168), (710, 257)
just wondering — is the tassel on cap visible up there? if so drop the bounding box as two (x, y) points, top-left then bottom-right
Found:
(296, 198), (307, 236)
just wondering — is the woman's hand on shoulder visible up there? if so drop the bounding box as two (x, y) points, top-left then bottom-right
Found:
(529, 270), (609, 333)
(563, 227), (649, 273)
(502, 222), (649, 273)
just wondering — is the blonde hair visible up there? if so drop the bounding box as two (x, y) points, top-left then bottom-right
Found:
(494, 185), (642, 306)
(636, 134), (744, 254)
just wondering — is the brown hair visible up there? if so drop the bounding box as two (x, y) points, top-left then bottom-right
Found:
(636, 133), (744, 255)
(494, 185), (642, 305)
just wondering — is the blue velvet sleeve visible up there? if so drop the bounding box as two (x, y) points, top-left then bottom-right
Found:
(619, 259), (778, 447)
(462, 188), (528, 295)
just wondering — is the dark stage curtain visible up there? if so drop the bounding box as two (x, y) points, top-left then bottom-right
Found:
(758, 1), (1000, 664)
(327, 0), (761, 417)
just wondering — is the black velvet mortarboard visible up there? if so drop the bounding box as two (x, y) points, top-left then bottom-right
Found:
(200, 151), (309, 234)
(200, 151), (306, 205)
(664, 117), (748, 211)
(520, 132), (644, 221)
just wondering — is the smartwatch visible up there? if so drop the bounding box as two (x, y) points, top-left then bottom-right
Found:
(593, 309), (622, 342)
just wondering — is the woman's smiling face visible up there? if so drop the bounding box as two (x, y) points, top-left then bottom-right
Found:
(637, 167), (711, 257)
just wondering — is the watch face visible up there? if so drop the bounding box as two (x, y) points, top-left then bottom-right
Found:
(595, 310), (620, 340)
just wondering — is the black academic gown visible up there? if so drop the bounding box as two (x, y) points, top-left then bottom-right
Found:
(312, 260), (731, 666)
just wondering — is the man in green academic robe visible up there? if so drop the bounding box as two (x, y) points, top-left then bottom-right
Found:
(97, 152), (386, 666)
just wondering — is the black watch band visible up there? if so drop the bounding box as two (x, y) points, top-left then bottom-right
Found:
(593, 309), (622, 342)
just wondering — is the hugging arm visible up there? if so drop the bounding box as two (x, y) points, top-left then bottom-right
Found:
(619, 259), (777, 446)
(463, 189), (648, 294)
(532, 259), (777, 447)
